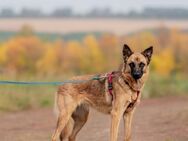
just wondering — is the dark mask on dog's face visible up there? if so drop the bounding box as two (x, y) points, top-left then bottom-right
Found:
(122, 44), (153, 80)
(129, 61), (145, 80)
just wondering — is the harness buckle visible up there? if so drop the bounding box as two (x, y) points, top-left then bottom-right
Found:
(108, 83), (113, 90)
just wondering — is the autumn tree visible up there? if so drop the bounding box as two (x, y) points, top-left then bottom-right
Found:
(83, 35), (105, 73)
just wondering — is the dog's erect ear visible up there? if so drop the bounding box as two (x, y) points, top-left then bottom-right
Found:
(142, 46), (153, 64)
(123, 44), (133, 62)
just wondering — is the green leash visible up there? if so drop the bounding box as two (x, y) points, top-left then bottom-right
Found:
(0, 76), (102, 86)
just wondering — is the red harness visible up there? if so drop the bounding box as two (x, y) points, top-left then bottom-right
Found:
(107, 72), (114, 99)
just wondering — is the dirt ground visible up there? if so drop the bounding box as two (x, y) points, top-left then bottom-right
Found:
(0, 96), (187, 141)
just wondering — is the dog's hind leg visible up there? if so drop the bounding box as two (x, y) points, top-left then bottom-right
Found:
(51, 94), (77, 141)
(68, 104), (89, 141)
(59, 117), (74, 141)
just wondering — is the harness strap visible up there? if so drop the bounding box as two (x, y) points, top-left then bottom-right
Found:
(107, 72), (114, 99)
(107, 72), (141, 103)
(135, 90), (140, 102)
(123, 78), (140, 101)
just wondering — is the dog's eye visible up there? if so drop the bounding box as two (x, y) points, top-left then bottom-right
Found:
(129, 62), (135, 68)
(139, 62), (145, 68)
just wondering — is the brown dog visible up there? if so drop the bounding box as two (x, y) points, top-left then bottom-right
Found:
(51, 44), (153, 141)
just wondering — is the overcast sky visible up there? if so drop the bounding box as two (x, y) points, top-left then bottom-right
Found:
(0, 0), (188, 13)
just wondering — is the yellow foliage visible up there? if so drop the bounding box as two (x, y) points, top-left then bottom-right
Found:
(36, 44), (58, 75)
(83, 35), (105, 72)
(63, 41), (85, 72)
(152, 48), (175, 76)
(0, 45), (7, 64)
(0, 27), (187, 76)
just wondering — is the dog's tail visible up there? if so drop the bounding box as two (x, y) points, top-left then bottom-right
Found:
(53, 92), (59, 118)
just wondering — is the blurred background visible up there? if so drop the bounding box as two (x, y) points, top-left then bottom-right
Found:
(0, 1), (188, 141)
(0, 0), (188, 111)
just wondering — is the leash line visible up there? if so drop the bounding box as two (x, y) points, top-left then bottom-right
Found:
(0, 76), (104, 86)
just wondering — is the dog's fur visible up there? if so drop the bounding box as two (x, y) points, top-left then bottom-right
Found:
(51, 44), (153, 141)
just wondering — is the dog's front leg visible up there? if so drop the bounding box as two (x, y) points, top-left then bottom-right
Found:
(110, 109), (122, 141)
(123, 109), (135, 141)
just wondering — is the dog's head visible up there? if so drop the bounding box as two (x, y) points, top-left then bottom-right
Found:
(122, 44), (153, 80)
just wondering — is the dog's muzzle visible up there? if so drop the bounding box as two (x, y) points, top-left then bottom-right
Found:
(132, 71), (143, 80)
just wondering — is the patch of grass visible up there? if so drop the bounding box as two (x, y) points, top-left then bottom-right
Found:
(39, 95), (53, 107)
(0, 31), (103, 42)
(143, 73), (188, 98)
(0, 75), (58, 112)
(0, 85), (56, 111)
(164, 137), (174, 141)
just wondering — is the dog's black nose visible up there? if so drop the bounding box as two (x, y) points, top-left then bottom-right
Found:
(132, 72), (142, 80)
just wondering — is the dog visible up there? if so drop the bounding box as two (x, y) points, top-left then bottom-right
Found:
(51, 44), (153, 141)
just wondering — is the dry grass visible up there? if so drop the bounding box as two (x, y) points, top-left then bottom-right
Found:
(0, 18), (188, 34)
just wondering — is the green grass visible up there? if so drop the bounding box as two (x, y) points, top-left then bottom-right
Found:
(143, 73), (188, 98)
(0, 31), (103, 42)
(0, 75), (66, 112)
(164, 138), (174, 141)
(0, 85), (56, 111)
